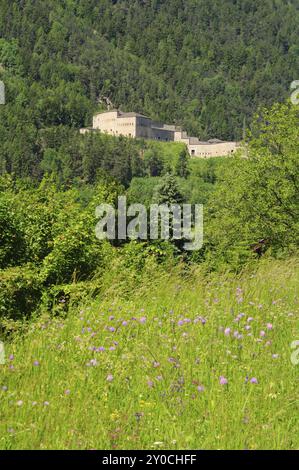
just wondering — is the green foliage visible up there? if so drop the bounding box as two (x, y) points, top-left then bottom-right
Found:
(0, 199), (25, 268)
(0, 265), (41, 320)
(152, 173), (185, 205)
(206, 103), (299, 266)
(176, 148), (190, 178)
(143, 148), (164, 177)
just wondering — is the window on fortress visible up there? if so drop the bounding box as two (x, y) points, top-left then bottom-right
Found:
(191, 150), (195, 156)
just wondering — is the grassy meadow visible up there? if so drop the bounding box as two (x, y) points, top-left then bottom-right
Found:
(0, 257), (298, 450)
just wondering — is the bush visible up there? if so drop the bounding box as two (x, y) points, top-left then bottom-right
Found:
(0, 265), (42, 320)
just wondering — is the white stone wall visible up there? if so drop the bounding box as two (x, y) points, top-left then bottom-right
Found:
(188, 141), (238, 158)
(93, 111), (137, 138)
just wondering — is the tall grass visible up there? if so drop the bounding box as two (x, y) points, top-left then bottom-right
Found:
(0, 258), (298, 449)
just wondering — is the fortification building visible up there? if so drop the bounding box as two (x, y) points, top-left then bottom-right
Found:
(80, 109), (239, 158)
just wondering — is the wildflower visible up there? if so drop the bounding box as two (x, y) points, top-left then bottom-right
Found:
(266, 323), (273, 330)
(272, 354), (279, 359)
(140, 317), (147, 324)
(178, 320), (184, 326)
(33, 360), (40, 366)
(9, 355), (14, 361)
(219, 376), (228, 385)
(106, 374), (114, 382)
(16, 400), (23, 406)
(247, 317), (254, 322)
(109, 315), (114, 321)
(32, 401), (37, 406)
(153, 361), (160, 368)
(109, 346), (116, 351)
(260, 330), (266, 337)
(122, 321), (128, 326)
(250, 377), (258, 384)
(64, 389), (71, 395)
(43, 401), (50, 406)
(197, 385), (205, 393)
(244, 325), (251, 331)
(108, 327), (115, 332)
(156, 375), (163, 381)
(88, 359), (98, 367)
(97, 346), (105, 352)
(2, 386), (8, 391)
(224, 327), (231, 336)
(147, 380), (154, 388)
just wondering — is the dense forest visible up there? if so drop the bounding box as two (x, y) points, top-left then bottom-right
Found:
(1, 0), (299, 181)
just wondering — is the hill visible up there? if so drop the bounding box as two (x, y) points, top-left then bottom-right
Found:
(0, 0), (299, 159)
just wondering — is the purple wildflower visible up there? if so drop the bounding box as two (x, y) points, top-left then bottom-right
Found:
(219, 376), (228, 385)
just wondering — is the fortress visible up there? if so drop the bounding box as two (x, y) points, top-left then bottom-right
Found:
(80, 109), (239, 158)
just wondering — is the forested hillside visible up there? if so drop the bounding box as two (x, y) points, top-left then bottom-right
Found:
(1, 0), (299, 181)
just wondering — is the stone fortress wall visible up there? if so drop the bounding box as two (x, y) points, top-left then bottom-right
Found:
(80, 110), (240, 158)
